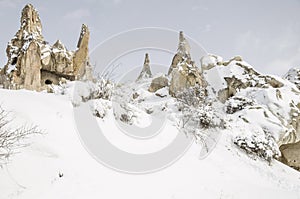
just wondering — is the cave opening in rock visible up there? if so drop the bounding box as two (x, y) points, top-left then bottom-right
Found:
(11, 57), (17, 65)
(45, 79), (53, 85)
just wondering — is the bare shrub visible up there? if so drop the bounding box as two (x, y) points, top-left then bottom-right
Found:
(0, 106), (41, 165)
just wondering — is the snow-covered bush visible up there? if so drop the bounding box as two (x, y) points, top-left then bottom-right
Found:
(0, 106), (41, 165)
(87, 77), (114, 101)
(51, 80), (69, 95)
(91, 99), (112, 119)
(176, 86), (224, 145)
(178, 101), (224, 130)
(114, 103), (136, 125)
(226, 96), (254, 114)
(196, 105), (215, 128)
(234, 130), (280, 163)
(71, 77), (114, 107)
(176, 84), (206, 108)
(77, 78), (113, 102)
(120, 113), (135, 124)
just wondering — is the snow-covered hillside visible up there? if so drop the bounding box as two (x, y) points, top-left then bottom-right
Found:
(0, 76), (300, 198)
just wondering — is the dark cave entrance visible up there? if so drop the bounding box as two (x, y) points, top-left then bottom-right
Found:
(44, 79), (53, 85)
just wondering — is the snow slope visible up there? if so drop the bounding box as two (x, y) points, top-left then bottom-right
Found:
(0, 88), (300, 199)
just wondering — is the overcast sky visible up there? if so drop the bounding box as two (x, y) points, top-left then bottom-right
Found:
(0, 0), (299, 75)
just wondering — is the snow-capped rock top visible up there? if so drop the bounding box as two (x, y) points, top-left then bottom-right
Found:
(20, 4), (43, 40)
(202, 55), (286, 101)
(177, 31), (191, 59)
(53, 40), (66, 51)
(283, 67), (300, 89)
(200, 54), (223, 70)
(4, 4), (44, 74)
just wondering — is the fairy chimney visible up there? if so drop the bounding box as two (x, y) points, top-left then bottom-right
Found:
(3, 4), (93, 91)
(137, 53), (152, 81)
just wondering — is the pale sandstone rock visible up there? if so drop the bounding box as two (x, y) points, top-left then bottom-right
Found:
(22, 41), (42, 90)
(168, 31), (206, 96)
(73, 24), (90, 80)
(149, 76), (168, 92)
(280, 141), (300, 171)
(223, 56), (243, 66)
(168, 31), (191, 75)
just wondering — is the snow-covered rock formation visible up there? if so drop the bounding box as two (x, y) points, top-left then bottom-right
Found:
(1, 4), (92, 91)
(202, 55), (284, 102)
(283, 67), (300, 89)
(202, 54), (300, 169)
(168, 31), (206, 96)
(147, 31), (207, 95)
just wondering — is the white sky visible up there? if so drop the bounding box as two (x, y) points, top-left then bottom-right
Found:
(0, 0), (299, 75)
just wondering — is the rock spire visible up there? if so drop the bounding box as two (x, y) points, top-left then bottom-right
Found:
(136, 53), (152, 81)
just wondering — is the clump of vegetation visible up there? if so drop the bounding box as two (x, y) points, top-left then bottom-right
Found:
(176, 85), (225, 152)
(234, 130), (280, 163)
(226, 96), (254, 114)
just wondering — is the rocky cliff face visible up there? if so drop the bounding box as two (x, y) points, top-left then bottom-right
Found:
(3, 4), (92, 91)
